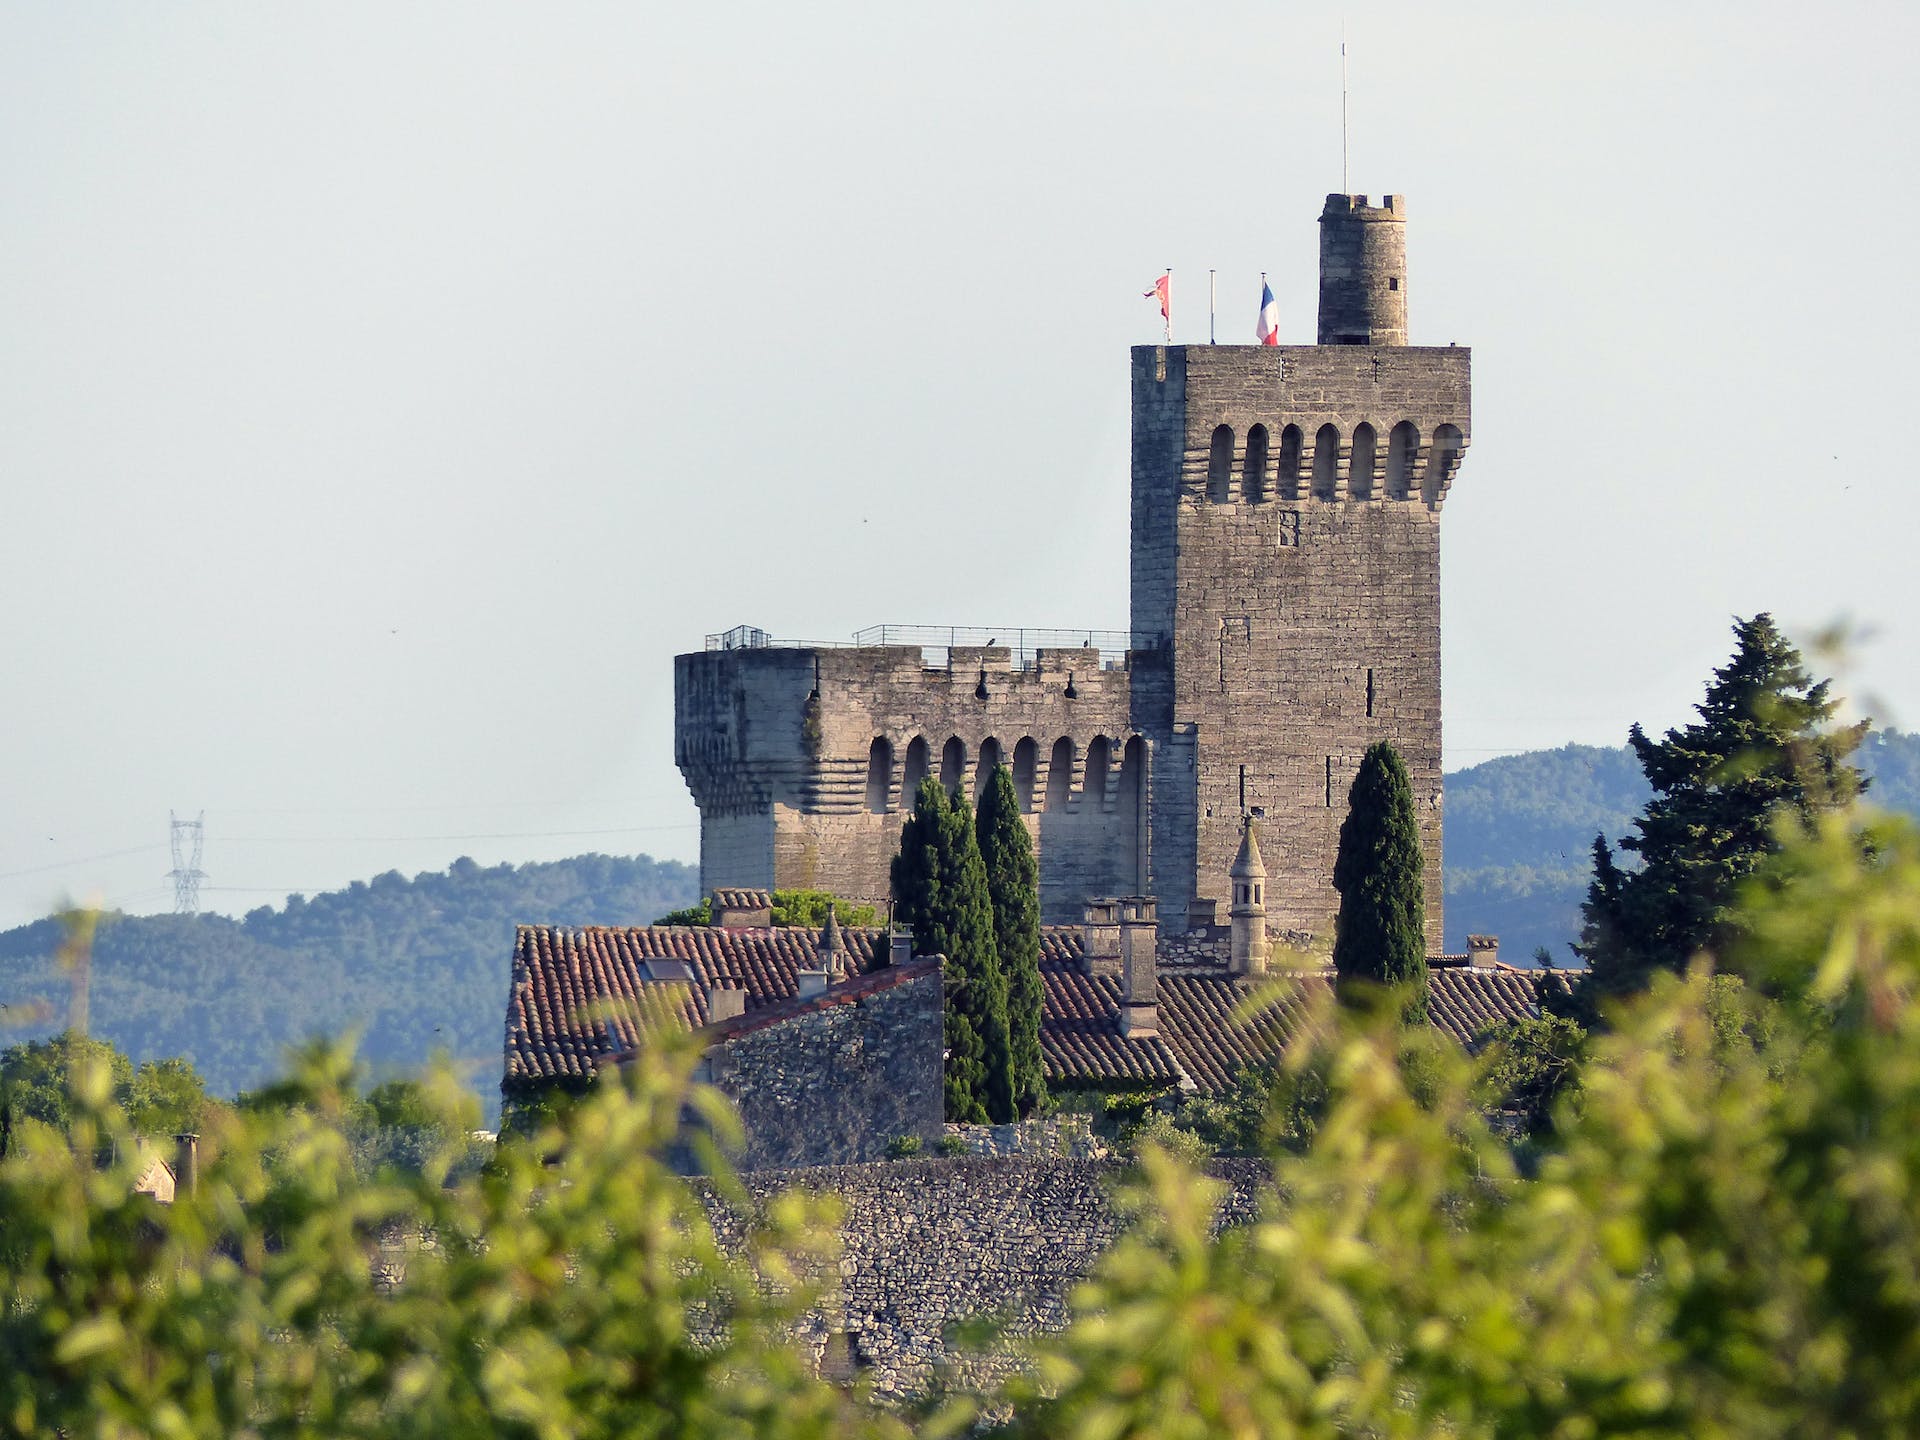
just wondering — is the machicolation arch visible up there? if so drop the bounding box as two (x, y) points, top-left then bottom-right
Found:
(865, 737), (893, 814)
(1206, 425), (1234, 503)
(1242, 424), (1269, 503)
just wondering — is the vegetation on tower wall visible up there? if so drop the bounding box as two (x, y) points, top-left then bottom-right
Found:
(975, 765), (1047, 1118)
(1331, 741), (1429, 1018)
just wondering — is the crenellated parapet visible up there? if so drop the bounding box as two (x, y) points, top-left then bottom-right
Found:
(1150, 345), (1471, 515)
(675, 637), (1160, 917)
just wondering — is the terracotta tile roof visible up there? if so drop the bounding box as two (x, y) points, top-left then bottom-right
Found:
(504, 922), (1564, 1095)
(1428, 966), (1572, 1048)
(1153, 966), (1568, 1092)
(1155, 973), (1325, 1094)
(710, 888), (772, 911)
(1038, 959), (1184, 1086)
(505, 924), (886, 1084)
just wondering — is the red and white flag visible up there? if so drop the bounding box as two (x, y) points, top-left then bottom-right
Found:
(1144, 271), (1171, 339)
(1256, 277), (1280, 346)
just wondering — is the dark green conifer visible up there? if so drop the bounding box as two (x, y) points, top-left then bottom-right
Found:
(889, 777), (1013, 1122)
(1576, 613), (1867, 1009)
(976, 764), (1046, 1118)
(1332, 741), (1429, 1019)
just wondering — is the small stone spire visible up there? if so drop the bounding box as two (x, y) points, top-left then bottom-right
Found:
(1230, 816), (1266, 885)
(1229, 816), (1268, 976)
(817, 907), (847, 982)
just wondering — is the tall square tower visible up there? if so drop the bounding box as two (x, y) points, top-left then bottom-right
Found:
(1130, 195), (1470, 948)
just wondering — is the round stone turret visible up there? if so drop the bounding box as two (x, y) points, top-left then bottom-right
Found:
(1228, 818), (1268, 976)
(1317, 193), (1408, 346)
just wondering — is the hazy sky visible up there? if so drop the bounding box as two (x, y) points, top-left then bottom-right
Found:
(3, 2), (1916, 930)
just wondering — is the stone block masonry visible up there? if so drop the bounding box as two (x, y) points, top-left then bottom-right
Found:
(1132, 342), (1469, 948)
(677, 642), (1151, 923)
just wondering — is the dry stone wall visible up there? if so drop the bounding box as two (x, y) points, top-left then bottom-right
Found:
(698, 966), (944, 1172)
(697, 1154), (1271, 1402)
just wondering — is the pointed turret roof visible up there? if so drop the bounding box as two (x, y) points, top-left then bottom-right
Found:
(818, 907), (847, 980)
(1229, 816), (1266, 880)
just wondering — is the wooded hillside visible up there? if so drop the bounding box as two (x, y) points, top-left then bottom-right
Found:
(0, 854), (696, 1117)
(1444, 728), (1920, 960)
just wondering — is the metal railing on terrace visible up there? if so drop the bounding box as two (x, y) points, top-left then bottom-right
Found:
(704, 623), (1159, 671)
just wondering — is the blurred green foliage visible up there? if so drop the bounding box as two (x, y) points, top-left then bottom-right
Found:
(1002, 807), (1920, 1437)
(10, 812), (1920, 1435)
(1, 1033), (210, 1139)
(0, 1032), (906, 1440)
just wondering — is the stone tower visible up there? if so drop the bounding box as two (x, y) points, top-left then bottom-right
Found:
(1130, 194), (1469, 950)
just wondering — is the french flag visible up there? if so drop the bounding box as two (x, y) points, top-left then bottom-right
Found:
(1256, 278), (1280, 346)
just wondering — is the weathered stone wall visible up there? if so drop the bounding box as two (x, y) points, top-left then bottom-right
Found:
(676, 644), (1148, 922)
(1131, 342), (1469, 948)
(700, 966), (944, 1171)
(697, 1154), (1271, 1401)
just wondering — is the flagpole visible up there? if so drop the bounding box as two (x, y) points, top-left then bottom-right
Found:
(1209, 270), (1216, 345)
(1341, 20), (1350, 193)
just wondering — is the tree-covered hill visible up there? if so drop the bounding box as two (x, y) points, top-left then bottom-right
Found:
(1444, 728), (1920, 962)
(0, 854), (696, 1117)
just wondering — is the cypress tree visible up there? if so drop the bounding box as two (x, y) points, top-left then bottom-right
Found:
(976, 764), (1046, 1118)
(889, 777), (1013, 1122)
(1575, 613), (1867, 1010)
(1331, 740), (1429, 1020)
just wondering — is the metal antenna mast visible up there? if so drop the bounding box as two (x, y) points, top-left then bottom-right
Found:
(167, 811), (207, 913)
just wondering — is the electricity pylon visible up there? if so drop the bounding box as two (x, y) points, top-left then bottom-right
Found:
(167, 811), (207, 913)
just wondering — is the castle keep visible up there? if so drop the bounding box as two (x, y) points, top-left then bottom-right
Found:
(675, 194), (1469, 946)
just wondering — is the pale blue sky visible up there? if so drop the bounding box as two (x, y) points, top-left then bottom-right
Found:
(3, 2), (1915, 927)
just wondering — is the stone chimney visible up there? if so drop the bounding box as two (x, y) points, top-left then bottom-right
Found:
(1229, 817), (1269, 976)
(1081, 897), (1121, 977)
(707, 977), (747, 1023)
(1118, 896), (1159, 1036)
(709, 889), (772, 928)
(1467, 934), (1500, 967)
(889, 930), (913, 967)
(173, 1133), (199, 1197)
(817, 907), (848, 982)
(796, 968), (829, 998)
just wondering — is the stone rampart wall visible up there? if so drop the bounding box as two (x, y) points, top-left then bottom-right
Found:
(676, 645), (1151, 921)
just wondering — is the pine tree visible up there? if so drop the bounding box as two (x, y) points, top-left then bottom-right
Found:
(1575, 613), (1867, 1008)
(889, 777), (1013, 1122)
(1332, 741), (1429, 1020)
(976, 764), (1046, 1118)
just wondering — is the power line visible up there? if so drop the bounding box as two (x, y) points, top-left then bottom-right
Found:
(215, 823), (699, 845)
(0, 843), (167, 883)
